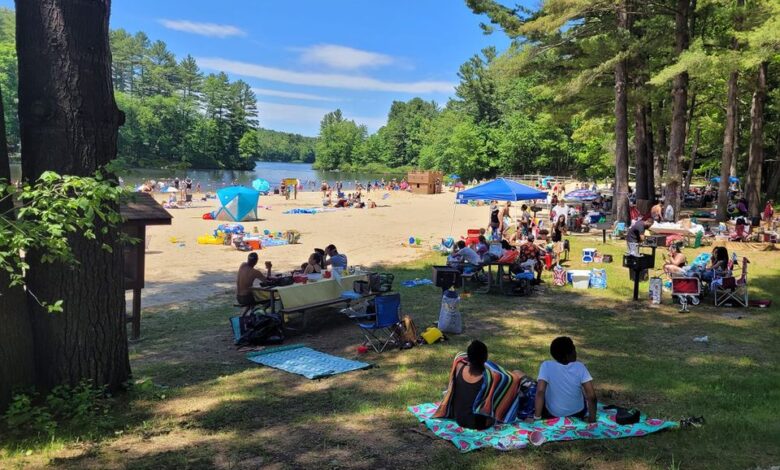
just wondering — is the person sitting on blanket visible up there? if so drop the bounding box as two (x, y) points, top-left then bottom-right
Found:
(451, 340), (494, 430)
(534, 336), (597, 423)
(236, 253), (272, 307)
(433, 340), (532, 429)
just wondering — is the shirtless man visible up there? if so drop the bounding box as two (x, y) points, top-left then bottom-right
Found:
(236, 253), (272, 306)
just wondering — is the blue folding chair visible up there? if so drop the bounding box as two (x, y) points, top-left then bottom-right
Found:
(358, 293), (401, 352)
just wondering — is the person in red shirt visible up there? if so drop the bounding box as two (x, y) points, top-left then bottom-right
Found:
(518, 235), (543, 283)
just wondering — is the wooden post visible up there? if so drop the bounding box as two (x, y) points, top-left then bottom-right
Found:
(131, 288), (141, 340)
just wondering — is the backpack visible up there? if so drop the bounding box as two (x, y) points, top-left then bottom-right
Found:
(394, 314), (419, 347)
(235, 312), (285, 347)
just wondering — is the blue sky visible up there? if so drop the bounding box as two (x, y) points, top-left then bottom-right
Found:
(0, 0), (516, 135)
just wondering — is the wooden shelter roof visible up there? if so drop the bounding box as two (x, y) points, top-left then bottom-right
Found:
(120, 192), (172, 226)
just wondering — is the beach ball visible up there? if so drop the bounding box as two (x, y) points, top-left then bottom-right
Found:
(409, 236), (415, 244)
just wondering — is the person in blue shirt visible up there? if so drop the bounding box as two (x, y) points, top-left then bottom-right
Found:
(324, 244), (348, 270)
(534, 336), (597, 423)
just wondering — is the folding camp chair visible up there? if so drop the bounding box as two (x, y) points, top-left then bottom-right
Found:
(610, 222), (627, 240)
(713, 257), (749, 307)
(357, 293), (401, 352)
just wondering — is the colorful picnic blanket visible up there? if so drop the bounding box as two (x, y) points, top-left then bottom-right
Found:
(409, 402), (678, 452)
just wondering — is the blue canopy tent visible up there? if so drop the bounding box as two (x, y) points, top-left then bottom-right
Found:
(456, 178), (548, 202)
(710, 176), (740, 184)
(214, 186), (260, 221)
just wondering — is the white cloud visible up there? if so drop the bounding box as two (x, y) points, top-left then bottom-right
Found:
(158, 19), (246, 38)
(251, 87), (339, 102)
(258, 101), (386, 132)
(197, 57), (455, 94)
(298, 44), (394, 70)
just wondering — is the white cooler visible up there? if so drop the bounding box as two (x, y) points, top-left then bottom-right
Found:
(568, 270), (591, 289)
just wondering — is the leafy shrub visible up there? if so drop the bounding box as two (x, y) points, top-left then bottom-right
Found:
(2, 380), (111, 441)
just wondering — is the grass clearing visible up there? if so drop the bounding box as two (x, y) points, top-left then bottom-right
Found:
(2, 234), (779, 469)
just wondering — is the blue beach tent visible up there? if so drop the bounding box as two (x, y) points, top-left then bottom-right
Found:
(214, 186), (260, 221)
(456, 178), (548, 202)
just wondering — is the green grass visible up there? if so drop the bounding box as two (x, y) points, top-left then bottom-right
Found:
(2, 234), (779, 469)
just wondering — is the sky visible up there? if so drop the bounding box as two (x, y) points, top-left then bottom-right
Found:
(0, 0), (515, 136)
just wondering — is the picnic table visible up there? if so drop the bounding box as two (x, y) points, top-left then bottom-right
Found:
(254, 273), (374, 329)
(462, 261), (516, 294)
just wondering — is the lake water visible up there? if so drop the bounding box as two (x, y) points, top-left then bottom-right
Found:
(8, 161), (405, 191)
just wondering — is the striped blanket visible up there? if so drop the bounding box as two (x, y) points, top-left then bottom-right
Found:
(432, 353), (531, 424)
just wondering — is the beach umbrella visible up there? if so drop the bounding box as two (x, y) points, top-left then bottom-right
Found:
(563, 189), (599, 202)
(710, 176), (739, 184)
(252, 178), (271, 193)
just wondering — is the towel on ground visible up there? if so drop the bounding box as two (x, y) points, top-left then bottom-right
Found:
(410, 402), (678, 452)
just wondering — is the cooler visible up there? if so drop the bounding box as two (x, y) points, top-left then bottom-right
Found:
(569, 270), (591, 289)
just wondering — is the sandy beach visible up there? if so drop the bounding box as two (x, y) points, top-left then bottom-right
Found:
(133, 190), (498, 307)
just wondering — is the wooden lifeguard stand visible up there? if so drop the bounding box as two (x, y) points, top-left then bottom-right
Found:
(407, 170), (443, 194)
(120, 192), (172, 339)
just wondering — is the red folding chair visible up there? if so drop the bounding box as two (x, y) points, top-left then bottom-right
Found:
(672, 277), (701, 312)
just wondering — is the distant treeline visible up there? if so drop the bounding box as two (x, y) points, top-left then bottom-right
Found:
(0, 9), (317, 171)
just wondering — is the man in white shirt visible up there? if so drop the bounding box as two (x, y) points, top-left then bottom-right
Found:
(449, 240), (482, 266)
(534, 336), (597, 422)
(551, 201), (567, 224)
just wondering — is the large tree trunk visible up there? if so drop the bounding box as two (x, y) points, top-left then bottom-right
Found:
(663, 0), (691, 222)
(635, 102), (651, 214)
(613, 0), (631, 224)
(0, 85), (35, 409)
(745, 62), (767, 219)
(655, 100), (667, 192)
(16, 0), (130, 391)
(646, 103), (656, 202)
(766, 135), (780, 199)
(684, 126), (700, 193)
(717, 0), (744, 222)
(717, 71), (739, 221)
(730, 117), (740, 178)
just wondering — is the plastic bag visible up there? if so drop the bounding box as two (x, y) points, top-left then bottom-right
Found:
(438, 289), (462, 334)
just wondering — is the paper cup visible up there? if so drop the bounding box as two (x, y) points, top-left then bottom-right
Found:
(529, 430), (546, 446)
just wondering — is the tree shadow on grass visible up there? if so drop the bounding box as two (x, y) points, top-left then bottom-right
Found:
(41, 255), (780, 469)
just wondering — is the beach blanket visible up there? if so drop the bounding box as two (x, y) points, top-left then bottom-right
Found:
(432, 353), (530, 424)
(409, 402), (678, 452)
(246, 344), (371, 379)
(402, 279), (434, 287)
(284, 207), (338, 215)
(260, 237), (289, 247)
